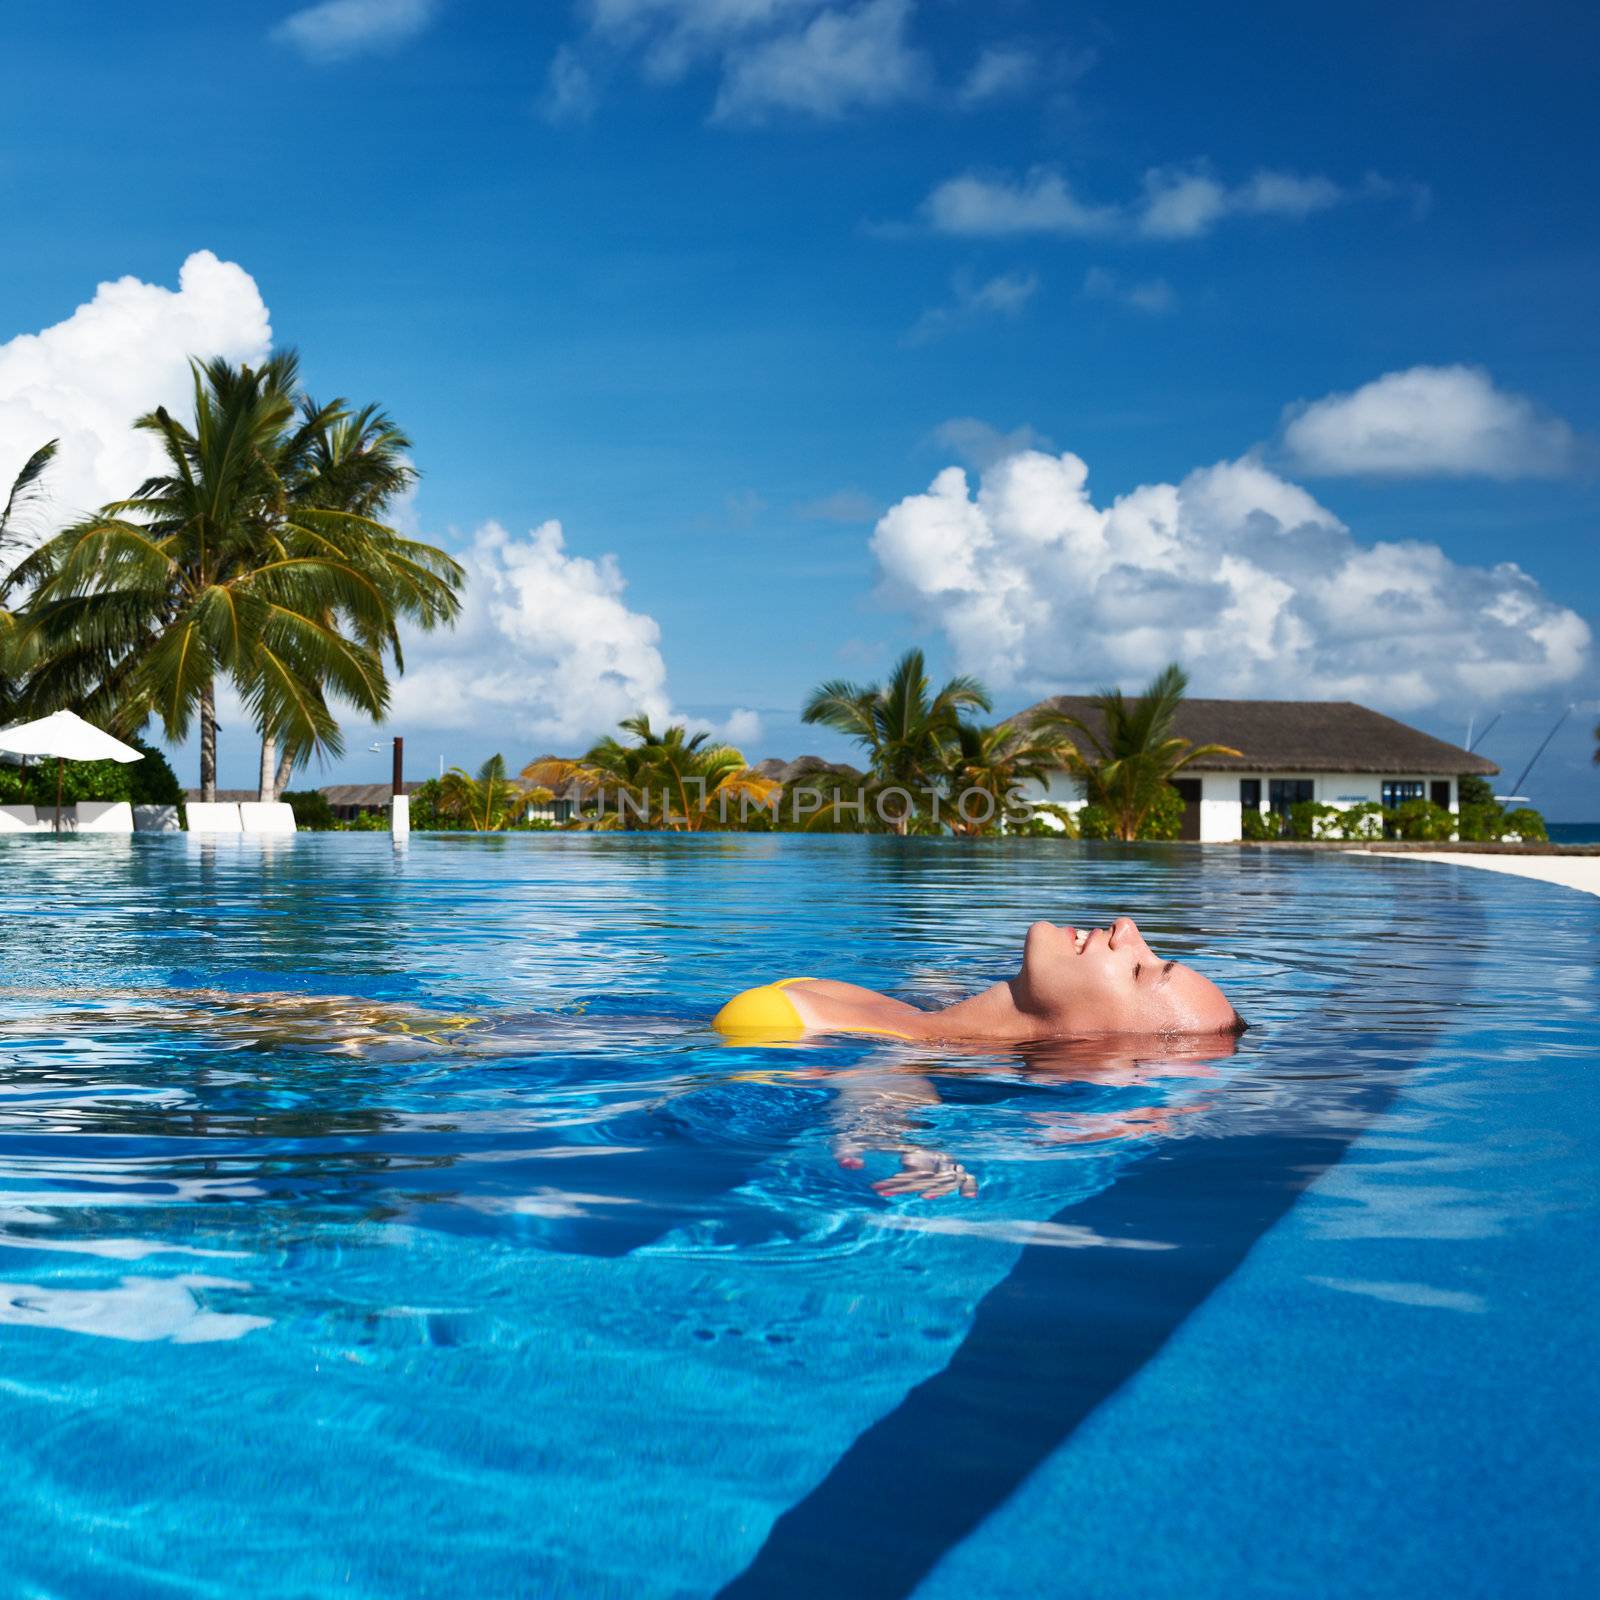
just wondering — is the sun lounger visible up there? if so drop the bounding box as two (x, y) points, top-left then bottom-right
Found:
(184, 802), (244, 833)
(133, 804), (182, 832)
(73, 801), (135, 833)
(0, 804), (45, 833)
(239, 801), (297, 835)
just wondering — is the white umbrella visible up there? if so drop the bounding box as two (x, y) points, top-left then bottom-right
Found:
(0, 710), (144, 833)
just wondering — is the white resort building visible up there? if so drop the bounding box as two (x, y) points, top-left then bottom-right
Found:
(1021, 697), (1500, 842)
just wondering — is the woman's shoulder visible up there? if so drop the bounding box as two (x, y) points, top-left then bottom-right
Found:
(784, 979), (930, 1038)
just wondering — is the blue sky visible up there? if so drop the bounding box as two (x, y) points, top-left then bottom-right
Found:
(1, 0), (1597, 814)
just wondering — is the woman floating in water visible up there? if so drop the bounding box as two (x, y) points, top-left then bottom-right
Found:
(714, 916), (1245, 1044)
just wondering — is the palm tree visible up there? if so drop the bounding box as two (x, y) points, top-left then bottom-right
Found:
(525, 714), (776, 831)
(436, 753), (522, 831)
(1034, 663), (1239, 841)
(11, 357), (461, 800)
(257, 394), (451, 801)
(524, 734), (657, 830)
(802, 648), (990, 834)
(0, 440), (59, 722)
(943, 718), (1075, 836)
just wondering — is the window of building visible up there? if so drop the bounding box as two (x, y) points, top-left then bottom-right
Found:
(1430, 780), (1451, 809)
(1268, 779), (1314, 814)
(1239, 778), (1262, 812)
(1382, 780), (1425, 809)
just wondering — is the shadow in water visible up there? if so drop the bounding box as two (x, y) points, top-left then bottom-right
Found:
(717, 890), (1481, 1599)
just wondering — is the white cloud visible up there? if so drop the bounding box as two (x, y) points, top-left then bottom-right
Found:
(904, 268), (1039, 345)
(1082, 266), (1175, 314)
(1281, 365), (1583, 479)
(589, 0), (818, 80)
(386, 519), (675, 748)
(957, 43), (1036, 105)
(871, 446), (1589, 711)
(0, 251), (272, 546)
(923, 167), (1117, 237)
(540, 44), (600, 124)
(572, 0), (1031, 121)
(273, 0), (438, 62)
(721, 706), (764, 745)
(711, 0), (927, 121)
(922, 164), (1408, 241)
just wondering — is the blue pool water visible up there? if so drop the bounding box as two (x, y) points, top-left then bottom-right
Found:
(0, 835), (1594, 1598)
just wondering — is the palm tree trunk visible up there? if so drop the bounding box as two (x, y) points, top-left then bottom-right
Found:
(199, 685), (218, 803)
(274, 745), (296, 799)
(258, 730), (276, 804)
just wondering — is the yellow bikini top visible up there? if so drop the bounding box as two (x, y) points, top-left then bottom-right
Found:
(712, 977), (913, 1043)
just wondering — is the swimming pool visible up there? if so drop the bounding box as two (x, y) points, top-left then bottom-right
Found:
(0, 835), (1593, 1598)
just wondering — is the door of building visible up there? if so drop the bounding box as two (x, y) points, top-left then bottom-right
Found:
(1171, 779), (1202, 841)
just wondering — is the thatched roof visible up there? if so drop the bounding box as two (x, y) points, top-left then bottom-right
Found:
(752, 755), (865, 787)
(319, 782), (425, 806)
(1018, 697), (1499, 776)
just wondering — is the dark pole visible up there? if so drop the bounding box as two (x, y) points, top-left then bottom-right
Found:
(392, 736), (404, 799)
(55, 757), (63, 835)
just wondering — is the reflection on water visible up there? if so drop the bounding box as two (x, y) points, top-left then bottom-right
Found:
(0, 834), (1593, 1598)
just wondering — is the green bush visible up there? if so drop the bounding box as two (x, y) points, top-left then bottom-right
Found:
(1333, 801), (1386, 841)
(1389, 798), (1455, 841)
(1241, 805), (1275, 840)
(1077, 786), (1184, 841)
(1006, 802), (1079, 839)
(0, 737), (181, 808)
(1502, 806), (1548, 842)
(282, 789), (337, 830)
(127, 739), (183, 805)
(0, 757), (131, 804)
(338, 808), (390, 831)
(1286, 799), (1348, 840)
(1458, 775), (1495, 808)
(1076, 803), (1115, 840)
(1142, 783), (1186, 840)
(1457, 801), (1504, 842)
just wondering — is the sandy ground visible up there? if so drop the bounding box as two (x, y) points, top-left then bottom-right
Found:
(1357, 850), (1600, 898)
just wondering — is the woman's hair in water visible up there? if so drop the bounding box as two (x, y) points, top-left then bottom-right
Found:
(1224, 1010), (1250, 1036)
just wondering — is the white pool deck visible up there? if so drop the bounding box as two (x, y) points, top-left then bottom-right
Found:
(1355, 850), (1600, 899)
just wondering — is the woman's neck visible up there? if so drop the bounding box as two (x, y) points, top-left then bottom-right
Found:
(922, 978), (1047, 1042)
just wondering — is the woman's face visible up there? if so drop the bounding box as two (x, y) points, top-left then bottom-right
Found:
(1017, 916), (1239, 1037)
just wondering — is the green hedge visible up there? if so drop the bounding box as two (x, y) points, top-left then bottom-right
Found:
(0, 738), (181, 806)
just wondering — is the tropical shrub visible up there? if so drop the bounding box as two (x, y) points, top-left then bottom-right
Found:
(1006, 801), (1079, 838)
(1286, 800), (1345, 840)
(282, 789), (338, 830)
(1389, 798), (1456, 841)
(1502, 807), (1549, 842)
(1240, 805), (1275, 840)
(1078, 785), (1185, 841)
(0, 757), (132, 804)
(1333, 802), (1385, 841)
(1141, 783), (1187, 840)
(127, 739), (183, 805)
(1076, 803), (1115, 840)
